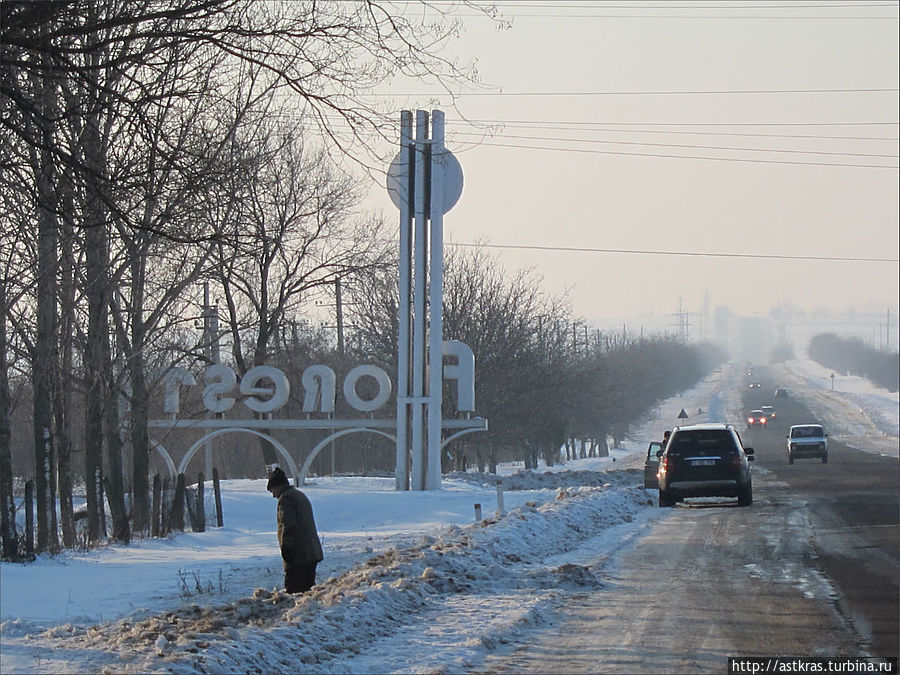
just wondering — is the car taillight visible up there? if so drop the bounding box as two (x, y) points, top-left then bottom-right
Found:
(659, 455), (676, 475)
(760, 417), (766, 425)
(747, 416), (753, 424)
(732, 455), (742, 470)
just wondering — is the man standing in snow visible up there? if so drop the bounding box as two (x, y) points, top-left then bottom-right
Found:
(266, 467), (323, 593)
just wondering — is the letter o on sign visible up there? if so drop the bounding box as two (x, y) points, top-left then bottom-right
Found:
(343, 365), (392, 412)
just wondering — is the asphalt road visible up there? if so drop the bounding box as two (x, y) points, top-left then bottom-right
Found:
(742, 367), (899, 662)
(478, 367), (899, 674)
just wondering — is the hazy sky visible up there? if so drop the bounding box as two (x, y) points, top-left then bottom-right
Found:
(366, 1), (899, 331)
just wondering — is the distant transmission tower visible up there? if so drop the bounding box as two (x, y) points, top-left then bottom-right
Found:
(674, 297), (690, 342)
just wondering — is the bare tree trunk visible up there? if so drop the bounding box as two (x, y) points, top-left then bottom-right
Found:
(0, 280), (18, 560)
(31, 53), (59, 554)
(103, 352), (130, 544)
(82, 65), (107, 544)
(54, 346), (75, 549)
(83, 217), (105, 543)
(55, 187), (76, 548)
(129, 350), (150, 536)
(126, 251), (150, 536)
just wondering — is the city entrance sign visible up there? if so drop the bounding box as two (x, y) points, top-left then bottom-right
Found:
(148, 111), (486, 490)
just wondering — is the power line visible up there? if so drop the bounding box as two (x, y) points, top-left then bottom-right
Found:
(451, 120), (900, 127)
(473, 13), (899, 20)
(456, 121), (899, 141)
(451, 130), (898, 158)
(374, 87), (899, 97)
(458, 140), (899, 168)
(394, 2), (900, 19)
(450, 2), (899, 6)
(447, 242), (899, 263)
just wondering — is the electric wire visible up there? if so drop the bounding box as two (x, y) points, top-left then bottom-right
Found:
(371, 87), (899, 97)
(451, 121), (899, 142)
(451, 140), (899, 168)
(446, 242), (899, 263)
(450, 130), (898, 158)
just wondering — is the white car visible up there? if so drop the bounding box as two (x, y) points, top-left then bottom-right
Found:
(787, 424), (828, 464)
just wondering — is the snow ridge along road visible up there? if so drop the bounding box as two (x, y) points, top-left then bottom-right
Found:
(2, 471), (655, 674)
(1, 359), (895, 673)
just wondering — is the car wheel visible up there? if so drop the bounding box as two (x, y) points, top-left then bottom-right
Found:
(658, 490), (675, 508)
(788, 454), (794, 465)
(738, 483), (753, 506)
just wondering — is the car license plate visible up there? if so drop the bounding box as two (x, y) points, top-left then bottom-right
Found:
(692, 459), (716, 466)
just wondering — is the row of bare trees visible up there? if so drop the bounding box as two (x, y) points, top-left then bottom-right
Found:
(809, 333), (899, 392)
(346, 246), (727, 473)
(0, 0), (496, 560)
(0, 1), (724, 562)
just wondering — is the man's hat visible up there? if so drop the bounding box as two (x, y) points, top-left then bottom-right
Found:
(266, 467), (290, 491)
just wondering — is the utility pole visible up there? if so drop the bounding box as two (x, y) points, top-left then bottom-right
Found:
(201, 282), (220, 482)
(335, 278), (345, 357)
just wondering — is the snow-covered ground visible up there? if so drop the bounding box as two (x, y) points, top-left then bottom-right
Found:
(771, 359), (899, 458)
(0, 359), (896, 673)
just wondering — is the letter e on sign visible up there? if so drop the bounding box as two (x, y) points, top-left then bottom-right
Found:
(241, 365), (290, 413)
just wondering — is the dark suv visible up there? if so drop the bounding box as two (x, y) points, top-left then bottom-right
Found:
(657, 423), (755, 507)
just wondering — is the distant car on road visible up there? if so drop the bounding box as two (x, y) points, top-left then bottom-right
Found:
(657, 423), (755, 507)
(746, 410), (768, 427)
(761, 405), (776, 420)
(787, 424), (828, 464)
(774, 388), (789, 398)
(749, 382), (761, 389)
(644, 441), (665, 489)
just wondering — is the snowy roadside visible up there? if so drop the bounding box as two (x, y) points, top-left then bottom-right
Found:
(8, 358), (895, 674)
(0, 471), (656, 675)
(770, 360), (899, 458)
(0, 367), (735, 674)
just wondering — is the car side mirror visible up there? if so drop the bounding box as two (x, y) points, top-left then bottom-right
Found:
(744, 447), (755, 461)
(656, 449), (663, 458)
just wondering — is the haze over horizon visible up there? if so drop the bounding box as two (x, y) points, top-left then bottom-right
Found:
(365, 1), (899, 334)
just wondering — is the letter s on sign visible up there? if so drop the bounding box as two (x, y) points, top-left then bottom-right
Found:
(203, 364), (237, 413)
(241, 365), (290, 413)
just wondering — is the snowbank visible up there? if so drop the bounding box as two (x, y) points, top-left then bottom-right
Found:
(772, 359), (899, 457)
(1, 359), (894, 673)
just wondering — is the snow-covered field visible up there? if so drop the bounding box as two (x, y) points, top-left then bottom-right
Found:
(1, 360), (896, 673)
(772, 359), (899, 458)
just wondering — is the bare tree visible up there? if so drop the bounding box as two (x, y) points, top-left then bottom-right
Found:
(211, 115), (388, 465)
(0, 277), (17, 559)
(2, 0), (498, 233)
(1, 0), (499, 548)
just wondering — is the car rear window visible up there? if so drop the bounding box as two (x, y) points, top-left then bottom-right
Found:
(791, 426), (823, 438)
(667, 430), (738, 457)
